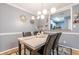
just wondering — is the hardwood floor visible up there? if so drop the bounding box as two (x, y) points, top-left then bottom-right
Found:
(72, 50), (79, 55)
(0, 47), (18, 55)
(0, 47), (79, 55)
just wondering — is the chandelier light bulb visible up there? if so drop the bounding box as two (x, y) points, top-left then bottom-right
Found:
(37, 16), (40, 19)
(37, 11), (41, 15)
(31, 16), (35, 20)
(50, 7), (56, 14)
(41, 15), (45, 19)
(42, 9), (48, 15)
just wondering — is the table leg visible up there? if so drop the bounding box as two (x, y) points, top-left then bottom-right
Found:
(70, 48), (72, 55)
(24, 45), (26, 55)
(18, 41), (21, 55)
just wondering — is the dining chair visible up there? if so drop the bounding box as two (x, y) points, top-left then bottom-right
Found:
(33, 31), (38, 35)
(22, 32), (32, 37)
(22, 32), (32, 55)
(51, 32), (62, 55)
(35, 33), (58, 55)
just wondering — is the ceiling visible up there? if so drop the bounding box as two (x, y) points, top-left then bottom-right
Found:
(9, 3), (72, 16)
(52, 9), (70, 17)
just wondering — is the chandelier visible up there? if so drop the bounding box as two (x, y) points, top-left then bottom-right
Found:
(31, 7), (56, 20)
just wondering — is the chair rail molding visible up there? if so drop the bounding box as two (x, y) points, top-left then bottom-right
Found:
(0, 32), (22, 36)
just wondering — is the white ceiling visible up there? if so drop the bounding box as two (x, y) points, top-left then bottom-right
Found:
(9, 3), (72, 15)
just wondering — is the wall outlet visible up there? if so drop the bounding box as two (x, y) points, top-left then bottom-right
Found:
(63, 40), (66, 43)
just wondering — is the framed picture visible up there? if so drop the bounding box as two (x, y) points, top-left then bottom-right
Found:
(73, 14), (79, 23)
(20, 15), (27, 23)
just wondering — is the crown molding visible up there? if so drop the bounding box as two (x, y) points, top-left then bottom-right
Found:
(6, 3), (35, 16)
(51, 3), (79, 15)
(6, 3), (78, 16)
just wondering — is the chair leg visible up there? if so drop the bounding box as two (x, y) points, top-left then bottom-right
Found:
(51, 49), (54, 55)
(30, 51), (31, 55)
(53, 50), (54, 55)
(56, 46), (59, 55)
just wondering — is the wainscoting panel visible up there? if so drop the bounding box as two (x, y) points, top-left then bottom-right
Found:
(0, 32), (22, 52)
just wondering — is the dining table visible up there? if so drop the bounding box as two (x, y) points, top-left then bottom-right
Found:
(18, 32), (79, 55)
(18, 34), (48, 55)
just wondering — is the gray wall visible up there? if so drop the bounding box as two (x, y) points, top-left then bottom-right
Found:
(73, 24), (79, 32)
(59, 33), (79, 49)
(0, 3), (37, 52)
(0, 3), (37, 33)
(0, 34), (22, 51)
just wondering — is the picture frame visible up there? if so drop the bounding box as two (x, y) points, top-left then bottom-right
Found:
(20, 15), (27, 23)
